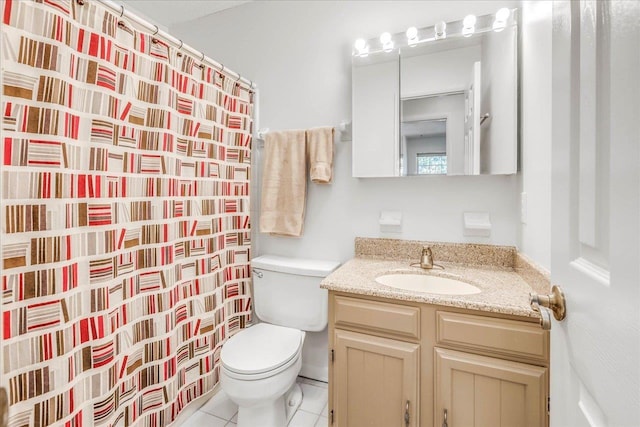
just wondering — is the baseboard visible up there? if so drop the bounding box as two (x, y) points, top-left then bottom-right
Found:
(300, 364), (328, 383)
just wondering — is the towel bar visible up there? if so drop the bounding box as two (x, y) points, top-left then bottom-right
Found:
(256, 120), (351, 144)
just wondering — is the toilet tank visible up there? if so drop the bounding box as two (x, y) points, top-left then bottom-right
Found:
(251, 255), (341, 332)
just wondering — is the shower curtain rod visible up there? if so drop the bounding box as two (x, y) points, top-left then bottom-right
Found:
(94, 0), (256, 90)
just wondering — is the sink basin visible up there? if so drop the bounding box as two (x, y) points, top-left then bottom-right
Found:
(375, 274), (481, 295)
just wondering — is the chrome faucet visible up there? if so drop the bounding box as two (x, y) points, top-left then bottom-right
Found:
(420, 246), (434, 269)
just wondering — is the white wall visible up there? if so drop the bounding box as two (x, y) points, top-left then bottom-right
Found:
(518, 1), (552, 270)
(171, 0), (520, 265)
(167, 0), (553, 383)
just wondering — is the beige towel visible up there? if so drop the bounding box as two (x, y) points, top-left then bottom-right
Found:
(306, 127), (334, 183)
(260, 130), (307, 237)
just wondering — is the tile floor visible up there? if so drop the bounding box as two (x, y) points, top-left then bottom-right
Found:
(181, 377), (328, 427)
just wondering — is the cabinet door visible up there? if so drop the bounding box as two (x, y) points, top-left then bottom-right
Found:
(435, 348), (548, 427)
(333, 330), (419, 427)
(352, 54), (400, 177)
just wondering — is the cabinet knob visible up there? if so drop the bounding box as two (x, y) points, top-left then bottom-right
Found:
(442, 408), (448, 427)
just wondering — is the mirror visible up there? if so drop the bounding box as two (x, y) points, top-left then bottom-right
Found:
(352, 10), (518, 177)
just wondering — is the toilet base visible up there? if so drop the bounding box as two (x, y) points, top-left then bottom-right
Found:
(236, 382), (302, 427)
(285, 382), (303, 422)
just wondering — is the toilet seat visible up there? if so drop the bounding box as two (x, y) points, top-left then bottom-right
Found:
(221, 323), (305, 380)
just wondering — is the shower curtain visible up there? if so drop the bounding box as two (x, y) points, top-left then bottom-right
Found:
(1, 0), (253, 425)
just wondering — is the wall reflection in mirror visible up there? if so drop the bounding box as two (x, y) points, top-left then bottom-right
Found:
(352, 10), (519, 177)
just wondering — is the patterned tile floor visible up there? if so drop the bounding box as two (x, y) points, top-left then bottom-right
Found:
(181, 377), (328, 427)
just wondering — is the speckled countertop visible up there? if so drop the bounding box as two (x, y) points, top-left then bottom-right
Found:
(320, 238), (551, 319)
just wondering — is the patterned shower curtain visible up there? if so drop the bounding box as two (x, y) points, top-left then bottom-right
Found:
(1, 0), (253, 425)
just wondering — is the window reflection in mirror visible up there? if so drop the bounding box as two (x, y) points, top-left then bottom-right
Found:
(400, 116), (449, 175)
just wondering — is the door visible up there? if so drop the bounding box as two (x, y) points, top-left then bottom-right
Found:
(435, 348), (548, 427)
(551, 1), (640, 426)
(333, 329), (419, 427)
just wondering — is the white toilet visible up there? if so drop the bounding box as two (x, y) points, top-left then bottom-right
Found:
(220, 255), (340, 427)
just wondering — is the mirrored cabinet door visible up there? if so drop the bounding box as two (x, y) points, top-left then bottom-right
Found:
(352, 53), (399, 177)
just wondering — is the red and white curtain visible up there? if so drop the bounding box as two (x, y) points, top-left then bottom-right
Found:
(1, 0), (253, 425)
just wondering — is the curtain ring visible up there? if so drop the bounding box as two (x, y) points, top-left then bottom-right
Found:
(152, 25), (159, 35)
(178, 40), (183, 50)
(236, 74), (242, 82)
(200, 52), (205, 62)
(119, 5), (124, 17)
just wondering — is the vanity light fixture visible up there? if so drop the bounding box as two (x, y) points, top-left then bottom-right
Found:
(462, 14), (476, 37)
(351, 9), (516, 57)
(406, 27), (419, 46)
(354, 38), (369, 57)
(493, 8), (510, 32)
(380, 32), (394, 52)
(434, 21), (447, 40)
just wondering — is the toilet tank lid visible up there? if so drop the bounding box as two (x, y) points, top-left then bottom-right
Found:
(252, 255), (341, 278)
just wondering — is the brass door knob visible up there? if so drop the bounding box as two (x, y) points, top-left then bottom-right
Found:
(530, 285), (567, 322)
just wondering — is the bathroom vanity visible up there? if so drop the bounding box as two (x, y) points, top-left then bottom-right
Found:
(322, 239), (550, 427)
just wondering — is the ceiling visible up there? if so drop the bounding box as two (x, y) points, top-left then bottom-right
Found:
(121, 1), (252, 29)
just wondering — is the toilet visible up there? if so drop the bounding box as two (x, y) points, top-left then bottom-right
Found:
(220, 255), (340, 427)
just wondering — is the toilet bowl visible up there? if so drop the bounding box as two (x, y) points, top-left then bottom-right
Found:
(221, 323), (305, 426)
(219, 255), (340, 427)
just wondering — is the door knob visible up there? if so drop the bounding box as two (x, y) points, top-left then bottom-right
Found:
(530, 285), (566, 323)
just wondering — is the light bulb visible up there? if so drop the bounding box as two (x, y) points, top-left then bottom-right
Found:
(380, 32), (394, 52)
(493, 8), (510, 32)
(496, 8), (510, 21)
(353, 38), (369, 57)
(406, 27), (418, 46)
(462, 14), (476, 37)
(463, 14), (476, 28)
(434, 21), (447, 40)
(493, 20), (506, 32)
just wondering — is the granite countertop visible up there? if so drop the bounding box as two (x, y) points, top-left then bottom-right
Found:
(321, 258), (539, 318)
(320, 238), (551, 319)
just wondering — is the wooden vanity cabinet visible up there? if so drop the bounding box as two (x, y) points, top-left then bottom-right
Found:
(330, 295), (421, 426)
(328, 292), (549, 427)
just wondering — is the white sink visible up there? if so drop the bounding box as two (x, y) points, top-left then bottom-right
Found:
(375, 274), (481, 295)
